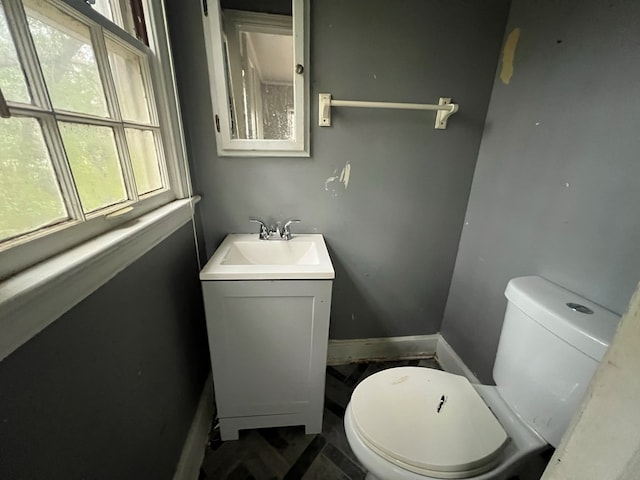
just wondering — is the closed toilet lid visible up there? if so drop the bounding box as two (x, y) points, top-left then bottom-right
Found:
(350, 367), (508, 479)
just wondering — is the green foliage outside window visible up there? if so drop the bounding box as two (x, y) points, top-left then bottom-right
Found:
(0, 2), (162, 243)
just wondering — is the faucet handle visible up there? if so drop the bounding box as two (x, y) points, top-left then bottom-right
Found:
(249, 218), (269, 240)
(281, 219), (301, 240)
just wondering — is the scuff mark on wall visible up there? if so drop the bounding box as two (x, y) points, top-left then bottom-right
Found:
(500, 27), (521, 85)
(325, 161), (351, 197)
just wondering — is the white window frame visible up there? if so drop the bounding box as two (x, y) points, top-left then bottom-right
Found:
(0, 0), (196, 361)
(0, 0), (192, 279)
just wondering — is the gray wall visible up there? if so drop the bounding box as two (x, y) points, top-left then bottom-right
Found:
(167, 0), (510, 339)
(442, 0), (640, 383)
(0, 225), (210, 479)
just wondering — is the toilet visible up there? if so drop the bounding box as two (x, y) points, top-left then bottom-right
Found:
(344, 276), (620, 479)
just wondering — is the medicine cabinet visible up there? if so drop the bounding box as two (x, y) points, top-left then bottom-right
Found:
(201, 0), (309, 157)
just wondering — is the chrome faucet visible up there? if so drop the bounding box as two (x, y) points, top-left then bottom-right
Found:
(281, 219), (301, 240)
(268, 222), (281, 238)
(249, 218), (301, 240)
(249, 218), (270, 240)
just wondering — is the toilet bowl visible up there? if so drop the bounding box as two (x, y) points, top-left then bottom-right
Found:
(344, 367), (546, 480)
(344, 276), (620, 479)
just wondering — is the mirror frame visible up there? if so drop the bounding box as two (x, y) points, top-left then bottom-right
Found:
(202, 0), (309, 157)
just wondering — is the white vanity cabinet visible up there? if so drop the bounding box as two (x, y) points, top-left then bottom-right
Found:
(201, 280), (332, 440)
(199, 234), (334, 441)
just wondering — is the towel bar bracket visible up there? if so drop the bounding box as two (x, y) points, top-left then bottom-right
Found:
(434, 98), (458, 130)
(319, 93), (332, 127)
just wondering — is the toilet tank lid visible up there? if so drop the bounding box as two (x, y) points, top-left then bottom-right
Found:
(504, 276), (620, 361)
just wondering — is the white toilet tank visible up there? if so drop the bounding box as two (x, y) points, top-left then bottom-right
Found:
(493, 276), (620, 448)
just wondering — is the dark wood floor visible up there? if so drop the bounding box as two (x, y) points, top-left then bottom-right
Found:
(199, 359), (440, 479)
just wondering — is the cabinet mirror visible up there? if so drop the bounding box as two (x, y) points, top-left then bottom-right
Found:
(202, 0), (309, 157)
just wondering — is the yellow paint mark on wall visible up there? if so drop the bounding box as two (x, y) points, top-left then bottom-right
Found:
(500, 28), (521, 85)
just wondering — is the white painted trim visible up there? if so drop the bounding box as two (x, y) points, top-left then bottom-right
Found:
(145, 0), (194, 199)
(327, 334), (439, 366)
(173, 374), (214, 480)
(0, 197), (199, 361)
(435, 335), (481, 384)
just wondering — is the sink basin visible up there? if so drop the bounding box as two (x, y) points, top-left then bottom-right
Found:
(200, 234), (335, 280)
(222, 240), (320, 266)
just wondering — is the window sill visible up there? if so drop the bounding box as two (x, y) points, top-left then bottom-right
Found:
(0, 197), (200, 362)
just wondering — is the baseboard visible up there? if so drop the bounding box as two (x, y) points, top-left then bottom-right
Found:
(327, 334), (438, 365)
(327, 333), (480, 384)
(435, 336), (480, 383)
(173, 373), (214, 480)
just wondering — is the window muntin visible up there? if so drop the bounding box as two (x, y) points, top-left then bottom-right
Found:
(0, 0), (179, 276)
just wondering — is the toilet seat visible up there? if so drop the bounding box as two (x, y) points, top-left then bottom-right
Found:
(350, 367), (509, 479)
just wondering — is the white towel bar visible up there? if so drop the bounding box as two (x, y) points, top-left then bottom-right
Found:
(318, 93), (459, 129)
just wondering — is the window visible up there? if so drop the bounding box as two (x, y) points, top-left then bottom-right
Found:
(0, 0), (184, 279)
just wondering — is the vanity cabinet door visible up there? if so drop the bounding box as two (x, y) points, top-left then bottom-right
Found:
(201, 280), (331, 419)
